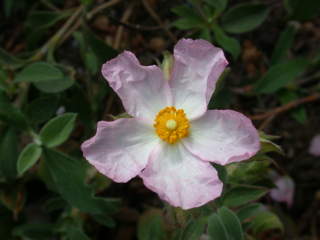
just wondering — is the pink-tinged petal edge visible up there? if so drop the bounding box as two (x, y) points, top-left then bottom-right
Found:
(140, 143), (223, 210)
(309, 134), (320, 156)
(270, 176), (295, 207)
(81, 118), (158, 183)
(101, 51), (172, 123)
(170, 38), (228, 120)
(183, 110), (260, 166)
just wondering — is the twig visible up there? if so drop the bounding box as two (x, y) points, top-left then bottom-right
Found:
(40, 0), (61, 11)
(108, 16), (164, 31)
(31, 5), (84, 61)
(59, 0), (123, 46)
(86, 0), (123, 20)
(250, 93), (320, 120)
(141, 0), (176, 42)
(113, 2), (134, 49)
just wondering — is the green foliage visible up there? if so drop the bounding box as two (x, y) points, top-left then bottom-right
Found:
(255, 58), (310, 93)
(17, 143), (42, 175)
(0, 127), (19, 179)
(43, 149), (119, 215)
(221, 3), (269, 33)
(222, 186), (268, 207)
(208, 207), (244, 240)
(270, 23), (298, 65)
(39, 113), (77, 148)
(15, 62), (74, 93)
(285, 0), (320, 20)
(138, 210), (165, 240)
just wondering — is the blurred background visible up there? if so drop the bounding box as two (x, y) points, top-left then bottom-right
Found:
(0, 0), (320, 239)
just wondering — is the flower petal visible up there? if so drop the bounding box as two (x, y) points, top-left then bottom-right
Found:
(270, 176), (294, 207)
(102, 51), (171, 123)
(170, 39), (228, 119)
(140, 143), (223, 209)
(309, 134), (320, 156)
(81, 118), (159, 183)
(183, 110), (260, 165)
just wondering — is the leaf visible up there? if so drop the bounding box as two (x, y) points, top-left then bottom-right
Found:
(213, 25), (240, 59)
(85, 31), (118, 66)
(0, 100), (29, 130)
(279, 90), (307, 124)
(39, 113), (77, 148)
(222, 186), (268, 207)
(248, 211), (283, 234)
(236, 203), (264, 222)
(270, 23), (297, 65)
(138, 209), (165, 240)
(14, 62), (74, 93)
(17, 143), (42, 176)
(43, 149), (119, 214)
(221, 3), (269, 33)
(66, 226), (90, 240)
(0, 48), (25, 69)
(178, 217), (207, 240)
(208, 213), (228, 240)
(25, 96), (59, 125)
(0, 127), (19, 179)
(218, 207), (244, 240)
(171, 6), (205, 30)
(285, 0), (320, 21)
(12, 223), (55, 239)
(93, 214), (116, 228)
(206, 0), (228, 13)
(255, 58), (309, 93)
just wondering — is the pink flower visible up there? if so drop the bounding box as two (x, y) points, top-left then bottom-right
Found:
(270, 175), (295, 207)
(81, 39), (260, 209)
(309, 134), (320, 156)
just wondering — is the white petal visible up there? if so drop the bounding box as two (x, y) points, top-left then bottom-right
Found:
(140, 142), (223, 209)
(183, 110), (260, 165)
(81, 118), (159, 182)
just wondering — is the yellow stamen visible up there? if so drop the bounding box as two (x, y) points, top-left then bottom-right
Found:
(154, 106), (190, 144)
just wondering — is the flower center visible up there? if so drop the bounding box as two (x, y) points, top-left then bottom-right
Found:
(154, 106), (190, 144)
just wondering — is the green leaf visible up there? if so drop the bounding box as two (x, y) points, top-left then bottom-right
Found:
(221, 3), (269, 33)
(15, 62), (74, 93)
(0, 127), (19, 179)
(12, 223), (55, 239)
(248, 211), (283, 234)
(138, 209), (165, 240)
(0, 48), (25, 69)
(43, 149), (119, 214)
(17, 143), (42, 176)
(285, 0), (320, 21)
(270, 23), (297, 65)
(206, 0), (228, 13)
(93, 214), (116, 228)
(85, 31), (118, 66)
(0, 100), (29, 130)
(40, 113), (77, 148)
(255, 58), (309, 93)
(236, 203), (264, 222)
(0, 68), (9, 91)
(178, 217), (207, 240)
(15, 62), (63, 83)
(218, 207), (244, 240)
(208, 213), (228, 240)
(222, 186), (268, 207)
(27, 11), (70, 30)
(279, 90), (307, 124)
(25, 96), (59, 125)
(173, 18), (206, 30)
(213, 25), (240, 59)
(66, 226), (90, 240)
